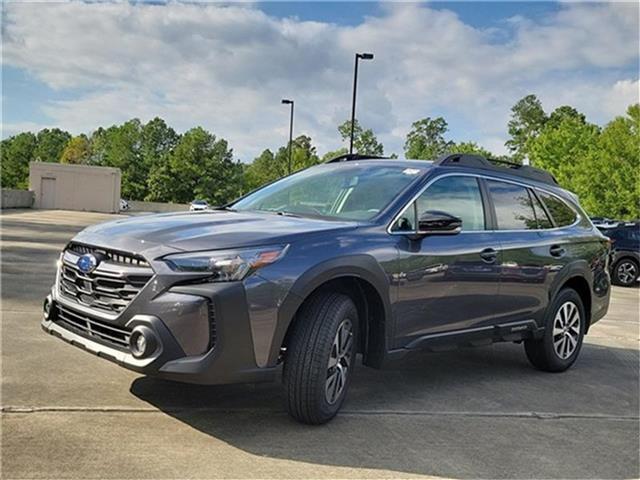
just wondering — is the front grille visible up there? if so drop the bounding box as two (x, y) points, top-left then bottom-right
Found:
(58, 247), (153, 315)
(57, 304), (132, 350)
(67, 242), (150, 268)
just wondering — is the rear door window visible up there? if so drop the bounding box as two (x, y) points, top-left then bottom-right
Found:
(486, 180), (538, 230)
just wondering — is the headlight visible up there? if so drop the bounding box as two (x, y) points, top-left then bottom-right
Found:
(163, 245), (289, 281)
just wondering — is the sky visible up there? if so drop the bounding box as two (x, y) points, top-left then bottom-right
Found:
(2, 1), (639, 161)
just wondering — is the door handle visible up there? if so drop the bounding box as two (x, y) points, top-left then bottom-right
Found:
(480, 248), (498, 264)
(550, 245), (566, 258)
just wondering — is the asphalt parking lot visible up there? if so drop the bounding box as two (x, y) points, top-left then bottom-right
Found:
(2, 209), (639, 479)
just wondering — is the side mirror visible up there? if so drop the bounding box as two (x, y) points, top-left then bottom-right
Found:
(417, 210), (462, 235)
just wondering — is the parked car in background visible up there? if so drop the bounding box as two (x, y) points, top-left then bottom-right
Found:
(119, 199), (130, 211)
(598, 222), (640, 286)
(190, 199), (209, 211)
(42, 153), (611, 424)
(590, 217), (620, 229)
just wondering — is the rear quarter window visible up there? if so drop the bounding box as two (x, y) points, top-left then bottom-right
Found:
(537, 191), (577, 227)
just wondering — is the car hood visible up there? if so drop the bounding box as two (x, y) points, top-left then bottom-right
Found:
(72, 210), (359, 257)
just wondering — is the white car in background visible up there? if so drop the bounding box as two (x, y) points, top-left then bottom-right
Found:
(119, 199), (130, 211)
(189, 199), (210, 211)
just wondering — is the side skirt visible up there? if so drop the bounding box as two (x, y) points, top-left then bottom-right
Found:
(386, 320), (542, 361)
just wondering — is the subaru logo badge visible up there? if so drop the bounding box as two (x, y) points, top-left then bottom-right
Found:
(77, 253), (99, 274)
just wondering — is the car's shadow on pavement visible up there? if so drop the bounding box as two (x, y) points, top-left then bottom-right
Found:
(130, 342), (639, 479)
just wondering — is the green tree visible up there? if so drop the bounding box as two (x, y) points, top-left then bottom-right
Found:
(89, 119), (146, 199)
(404, 117), (453, 160)
(506, 94), (548, 163)
(60, 135), (91, 164)
(147, 127), (242, 205)
(338, 120), (384, 156)
(244, 135), (321, 191)
(547, 106), (586, 129)
(0, 132), (37, 188)
(243, 149), (276, 192)
(34, 128), (72, 163)
(581, 104), (639, 219)
(528, 113), (600, 204)
(140, 117), (179, 172)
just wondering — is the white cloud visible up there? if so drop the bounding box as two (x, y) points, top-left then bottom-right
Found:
(2, 2), (638, 160)
(1, 121), (53, 138)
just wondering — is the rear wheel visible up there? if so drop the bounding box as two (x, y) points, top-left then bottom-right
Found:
(283, 292), (358, 425)
(525, 288), (585, 372)
(612, 258), (639, 287)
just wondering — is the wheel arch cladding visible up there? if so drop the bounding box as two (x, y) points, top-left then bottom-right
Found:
(270, 255), (392, 368)
(560, 276), (592, 332)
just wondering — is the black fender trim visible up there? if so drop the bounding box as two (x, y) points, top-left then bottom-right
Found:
(267, 254), (393, 367)
(546, 259), (594, 328)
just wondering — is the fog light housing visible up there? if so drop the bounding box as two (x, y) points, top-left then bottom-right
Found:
(43, 295), (56, 320)
(129, 327), (158, 359)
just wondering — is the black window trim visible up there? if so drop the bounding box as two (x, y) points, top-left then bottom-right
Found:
(529, 188), (557, 229)
(387, 172), (581, 234)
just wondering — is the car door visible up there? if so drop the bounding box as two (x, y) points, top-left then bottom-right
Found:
(390, 174), (501, 349)
(484, 179), (556, 325)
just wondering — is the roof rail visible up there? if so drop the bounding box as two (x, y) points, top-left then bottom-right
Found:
(434, 153), (558, 186)
(325, 153), (390, 163)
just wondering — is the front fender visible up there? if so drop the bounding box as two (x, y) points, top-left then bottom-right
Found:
(266, 254), (393, 367)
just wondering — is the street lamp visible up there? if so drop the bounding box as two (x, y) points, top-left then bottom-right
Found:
(349, 52), (374, 155)
(281, 99), (294, 174)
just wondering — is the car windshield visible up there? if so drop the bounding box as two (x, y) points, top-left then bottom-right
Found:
(193, 200), (207, 205)
(232, 163), (427, 220)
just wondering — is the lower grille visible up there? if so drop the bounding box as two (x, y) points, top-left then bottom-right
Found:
(208, 301), (217, 351)
(56, 304), (132, 350)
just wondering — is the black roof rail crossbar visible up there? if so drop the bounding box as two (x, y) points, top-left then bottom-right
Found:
(434, 153), (558, 186)
(325, 153), (390, 163)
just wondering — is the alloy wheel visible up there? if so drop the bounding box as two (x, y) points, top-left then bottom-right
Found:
(616, 261), (637, 285)
(325, 318), (353, 404)
(552, 301), (581, 360)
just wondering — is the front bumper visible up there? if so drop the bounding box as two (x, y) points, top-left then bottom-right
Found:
(42, 281), (278, 385)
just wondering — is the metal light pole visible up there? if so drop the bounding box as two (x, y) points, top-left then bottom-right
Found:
(281, 99), (294, 174)
(349, 52), (374, 155)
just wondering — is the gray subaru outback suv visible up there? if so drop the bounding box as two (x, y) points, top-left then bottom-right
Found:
(42, 153), (611, 424)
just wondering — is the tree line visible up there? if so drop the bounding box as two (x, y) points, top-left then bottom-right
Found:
(1, 96), (638, 218)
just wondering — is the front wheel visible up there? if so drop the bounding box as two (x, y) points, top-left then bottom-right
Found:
(282, 292), (358, 425)
(524, 288), (585, 372)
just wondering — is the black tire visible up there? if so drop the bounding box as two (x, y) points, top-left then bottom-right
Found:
(283, 292), (358, 425)
(612, 258), (639, 287)
(524, 288), (585, 372)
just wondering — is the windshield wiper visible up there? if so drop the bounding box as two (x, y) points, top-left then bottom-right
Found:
(274, 210), (302, 218)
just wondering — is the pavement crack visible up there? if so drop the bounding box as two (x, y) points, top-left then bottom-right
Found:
(2, 406), (638, 421)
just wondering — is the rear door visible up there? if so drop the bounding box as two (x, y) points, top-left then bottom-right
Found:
(484, 179), (557, 325)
